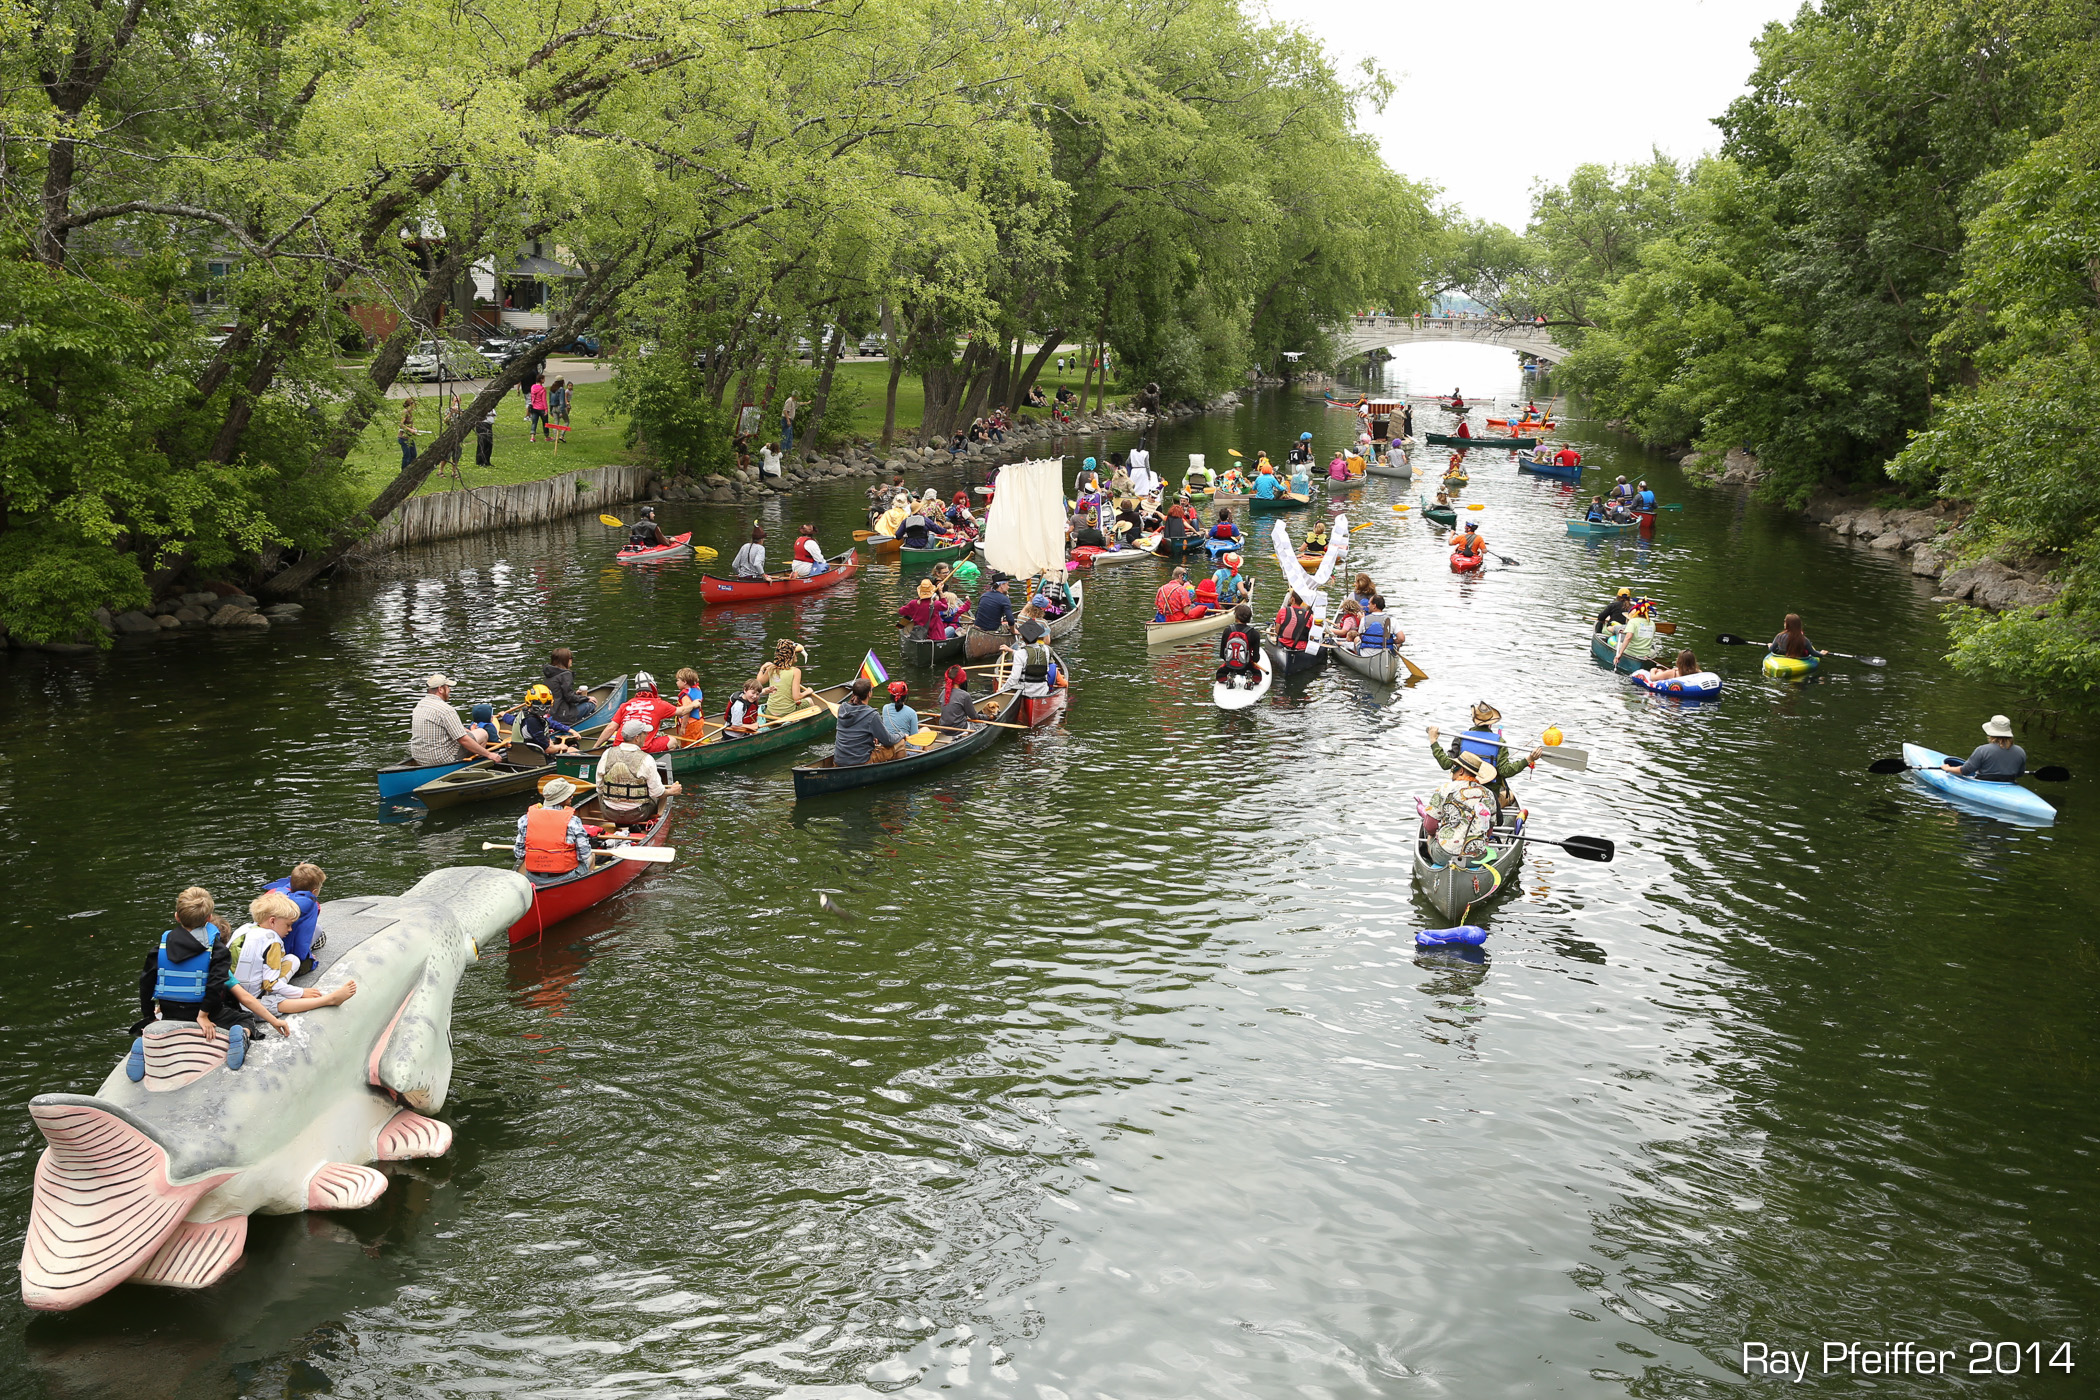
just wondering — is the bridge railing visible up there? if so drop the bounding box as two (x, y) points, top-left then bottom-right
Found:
(1343, 313), (1554, 339)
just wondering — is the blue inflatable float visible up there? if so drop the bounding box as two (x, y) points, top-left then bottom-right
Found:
(1415, 925), (1489, 947)
(1632, 669), (1722, 700)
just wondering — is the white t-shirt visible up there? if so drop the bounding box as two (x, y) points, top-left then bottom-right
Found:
(759, 447), (782, 477)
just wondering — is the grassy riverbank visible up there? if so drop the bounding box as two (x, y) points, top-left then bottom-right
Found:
(346, 357), (1124, 497)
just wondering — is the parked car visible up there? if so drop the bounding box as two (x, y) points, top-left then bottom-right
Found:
(856, 335), (887, 357)
(402, 338), (494, 381)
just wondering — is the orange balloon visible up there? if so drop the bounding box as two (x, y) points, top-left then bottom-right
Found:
(1543, 726), (1564, 747)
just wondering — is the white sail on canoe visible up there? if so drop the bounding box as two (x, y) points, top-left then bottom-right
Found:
(981, 458), (1069, 578)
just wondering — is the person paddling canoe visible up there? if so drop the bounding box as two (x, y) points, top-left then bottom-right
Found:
(1941, 715), (2026, 781)
(1426, 702), (1541, 809)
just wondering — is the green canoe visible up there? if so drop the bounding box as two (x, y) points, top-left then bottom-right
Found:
(552, 681), (851, 780)
(1426, 433), (1536, 449)
(899, 540), (973, 568)
(1419, 495), (1457, 527)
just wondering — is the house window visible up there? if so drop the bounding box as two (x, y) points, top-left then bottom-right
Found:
(193, 260), (234, 307)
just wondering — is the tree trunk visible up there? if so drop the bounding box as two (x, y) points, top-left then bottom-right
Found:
(806, 323), (848, 450)
(1011, 332), (1062, 412)
(879, 302), (904, 452)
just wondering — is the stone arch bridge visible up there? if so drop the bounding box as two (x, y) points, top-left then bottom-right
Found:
(1330, 314), (1575, 366)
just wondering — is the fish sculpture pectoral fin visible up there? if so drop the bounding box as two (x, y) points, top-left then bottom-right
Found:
(306, 1162), (388, 1212)
(375, 1109), (453, 1161)
(130, 1216), (247, 1289)
(19, 1097), (231, 1311)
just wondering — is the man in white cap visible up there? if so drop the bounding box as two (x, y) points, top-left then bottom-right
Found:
(593, 719), (684, 825)
(514, 777), (595, 883)
(409, 674), (502, 768)
(1941, 716), (2026, 781)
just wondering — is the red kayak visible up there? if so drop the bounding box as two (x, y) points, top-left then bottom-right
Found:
(700, 550), (859, 604)
(1450, 549), (1483, 573)
(507, 795), (673, 945)
(617, 531), (692, 563)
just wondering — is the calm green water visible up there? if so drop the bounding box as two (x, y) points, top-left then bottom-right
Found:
(0, 346), (2093, 1397)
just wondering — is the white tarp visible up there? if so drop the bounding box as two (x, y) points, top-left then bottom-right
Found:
(1271, 513), (1348, 622)
(982, 458), (1068, 578)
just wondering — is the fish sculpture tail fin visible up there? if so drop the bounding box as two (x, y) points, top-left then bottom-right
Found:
(20, 1096), (229, 1311)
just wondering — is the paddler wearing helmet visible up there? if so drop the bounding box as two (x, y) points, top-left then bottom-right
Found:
(1454, 519), (1485, 558)
(515, 682), (583, 754)
(599, 670), (680, 754)
(627, 506), (667, 550)
(1425, 701), (1543, 810)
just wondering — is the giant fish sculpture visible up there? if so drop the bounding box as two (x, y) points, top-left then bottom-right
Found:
(19, 865), (532, 1311)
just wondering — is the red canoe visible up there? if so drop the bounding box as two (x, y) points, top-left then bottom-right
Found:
(699, 550), (859, 604)
(507, 795), (674, 945)
(1449, 550), (1483, 573)
(618, 531), (693, 563)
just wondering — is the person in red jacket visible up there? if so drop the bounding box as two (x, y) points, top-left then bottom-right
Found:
(600, 672), (679, 753)
(1154, 567), (1206, 622)
(1553, 443), (1582, 468)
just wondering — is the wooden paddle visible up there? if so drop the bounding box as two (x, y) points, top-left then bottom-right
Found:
(481, 841), (676, 862)
(1868, 758), (2070, 782)
(925, 718), (1031, 732)
(1714, 633), (1886, 666)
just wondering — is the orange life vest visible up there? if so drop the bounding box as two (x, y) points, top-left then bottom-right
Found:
(523, 805), (579, 874)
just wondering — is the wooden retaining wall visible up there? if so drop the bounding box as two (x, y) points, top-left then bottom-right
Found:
(361, 464), (657, 552)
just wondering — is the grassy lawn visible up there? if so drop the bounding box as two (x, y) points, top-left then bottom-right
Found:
(348, 353), (1126, 497)
(349, 379), (640, 497)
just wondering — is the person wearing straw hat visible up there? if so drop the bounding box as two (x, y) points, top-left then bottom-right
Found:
(1941, 716), (2027, 781)
(514, 777), (596, 883)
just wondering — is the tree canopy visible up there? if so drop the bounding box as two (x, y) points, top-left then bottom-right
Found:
(1, 0), (1440, 641)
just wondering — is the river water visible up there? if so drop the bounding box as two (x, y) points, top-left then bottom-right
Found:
(0, 345), (2092, 1398)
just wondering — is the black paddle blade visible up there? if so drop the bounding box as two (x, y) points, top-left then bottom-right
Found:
(1867, 758), (1912, 774)
(1713, 633), (1755, 646)
(1558, 835), (1615, 861)
(2034, 766), (2071, 782)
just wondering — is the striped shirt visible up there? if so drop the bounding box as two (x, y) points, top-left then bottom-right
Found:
(409, 693), (471, 766)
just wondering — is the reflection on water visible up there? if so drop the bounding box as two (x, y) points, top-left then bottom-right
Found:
(0, 345), (2093, 1396)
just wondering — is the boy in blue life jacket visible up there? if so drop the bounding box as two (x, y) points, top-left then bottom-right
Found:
(130, 886), (288, 1078)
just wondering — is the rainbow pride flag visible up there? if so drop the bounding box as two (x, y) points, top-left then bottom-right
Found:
(858, 650), (888, 686)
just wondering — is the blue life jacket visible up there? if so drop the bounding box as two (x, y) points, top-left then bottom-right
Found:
(263, 878), (321, 961)
(154, 930), (213, 1004)
(1456, 727), (1504, 764)
(1635, 490), (1655, 510)
(1586, 504), (1605, 521)
(1361, 616), (1390, 650)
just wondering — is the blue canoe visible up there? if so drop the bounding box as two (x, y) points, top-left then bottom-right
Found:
(1518, 452), (1582, 481)
(374, 674), (629, 801)
(1901, 742), (2056, 826)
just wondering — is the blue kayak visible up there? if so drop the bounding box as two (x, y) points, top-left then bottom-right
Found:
(1203, 535), (1245, 560)
(1901, 742), (2055, 825)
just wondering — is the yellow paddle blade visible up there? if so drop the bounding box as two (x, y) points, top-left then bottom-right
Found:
(1392, 504), (1411, 512)
(1468, 503), (1486, 510)
(1227, 448), (1242, 457)
(1350, 521), (1375, 531)
(598, 514), (625, 528)
(693, 547), (719, 562)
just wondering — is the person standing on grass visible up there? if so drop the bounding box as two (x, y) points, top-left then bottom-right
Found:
(445, 392), (464, 469)
(528, 378), (550, 442)
(476, 406), (495, 467)
(781, 394), (798, 454)
(397, 398), (418, 471)
(548, 377), (570, 435)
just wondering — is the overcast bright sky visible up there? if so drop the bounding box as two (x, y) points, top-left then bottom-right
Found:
(1259, 0), (1805, 229)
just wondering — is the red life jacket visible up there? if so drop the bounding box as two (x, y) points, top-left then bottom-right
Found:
(1275, 607), (1311, 649)
(1456, 422), (1471, 438)
(523, 805), (579, 874)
